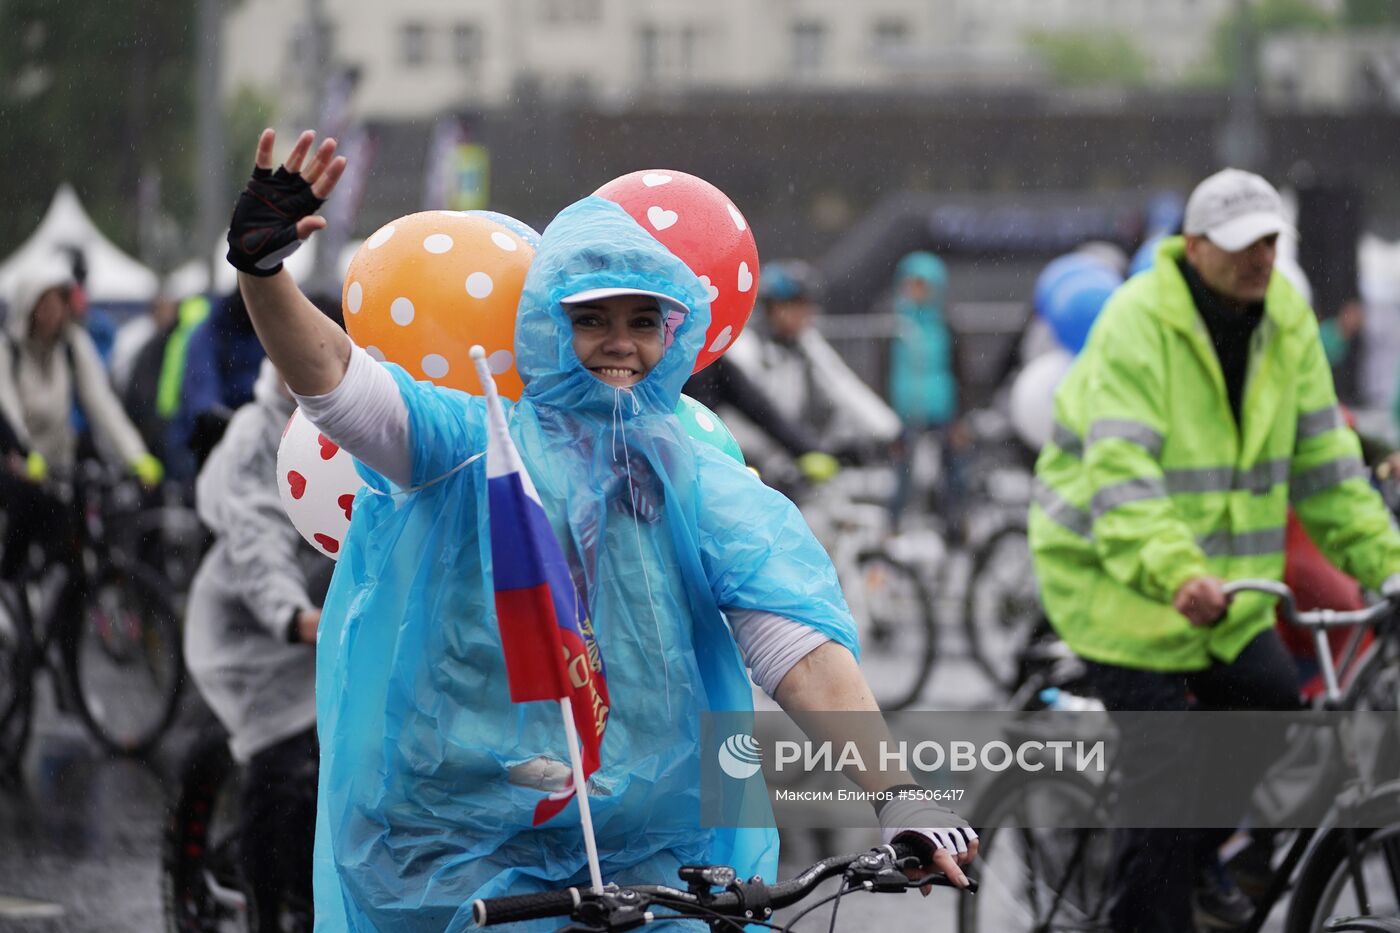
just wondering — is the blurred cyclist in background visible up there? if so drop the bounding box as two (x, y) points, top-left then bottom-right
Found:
(184, 356), (332, 931)
(682, 347), (826, 471)
(166, 286), (265, 482)
(723, 259), (901, 478)
(0, 254), (162, 485)
(886, 251), (966, 537)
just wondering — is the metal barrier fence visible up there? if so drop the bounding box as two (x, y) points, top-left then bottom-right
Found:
(815, 301), (1030, 410)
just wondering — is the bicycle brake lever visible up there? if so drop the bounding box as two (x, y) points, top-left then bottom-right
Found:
(562, 892), (652, 932)
(891, 871), (978, 895)
(861, 853), (979, 895)
(844, 851), (925, 893)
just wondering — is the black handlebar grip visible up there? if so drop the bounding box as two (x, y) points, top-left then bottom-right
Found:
(890, 840), (980, 893)
(472, 888), (581, 927)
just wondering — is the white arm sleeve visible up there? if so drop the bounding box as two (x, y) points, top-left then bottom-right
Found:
(727, 608), (834, 698)
(291, 344), (412, 488)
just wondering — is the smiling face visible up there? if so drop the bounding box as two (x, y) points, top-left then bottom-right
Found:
(567, 295), (665, 389)
(1184, 232), (1278, 305)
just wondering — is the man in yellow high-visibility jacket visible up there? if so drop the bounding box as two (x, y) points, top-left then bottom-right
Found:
(1030, 168), (1400, 932)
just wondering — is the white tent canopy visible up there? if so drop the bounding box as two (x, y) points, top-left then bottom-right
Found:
(0, 184), (160, 305)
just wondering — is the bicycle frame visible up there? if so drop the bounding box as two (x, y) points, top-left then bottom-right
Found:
(972, 581), (1400, 932)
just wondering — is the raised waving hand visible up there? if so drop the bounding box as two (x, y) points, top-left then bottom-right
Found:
(226, 129), (348, 277)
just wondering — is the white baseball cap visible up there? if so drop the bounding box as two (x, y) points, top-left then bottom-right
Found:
(560, 287), (690, 318)
(1183, 168), (1294, 253)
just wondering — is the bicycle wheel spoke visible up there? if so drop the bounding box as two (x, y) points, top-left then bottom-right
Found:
(70, 574), (181, 753)
(960, 772), (1111, 932)
(963, 527), (1038, 690)
(1382, 836), (1400, 910)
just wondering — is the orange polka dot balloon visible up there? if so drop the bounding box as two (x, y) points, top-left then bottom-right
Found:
(342, 211), (535, 400)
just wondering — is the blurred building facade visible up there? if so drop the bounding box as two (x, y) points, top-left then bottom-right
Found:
(225, 0), (1257, 117)
(1261, 33), (1400, 110)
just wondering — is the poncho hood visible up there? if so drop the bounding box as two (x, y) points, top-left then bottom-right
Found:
(515, 196), (711, 415)
(6, 253), (75, 344)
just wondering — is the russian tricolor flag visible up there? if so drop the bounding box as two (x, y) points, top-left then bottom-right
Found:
(474, 348), (611, 829)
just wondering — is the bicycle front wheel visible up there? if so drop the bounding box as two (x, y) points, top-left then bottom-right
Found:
(962, 523), (1040, 693)
(66, 562), (183, 755)
(959, 769), (1116, 933)
(850, 549), (937, 711)
(163, 729), (249, 933)
(0, 584), (35, 775)
(1284, 821), (1400, 933)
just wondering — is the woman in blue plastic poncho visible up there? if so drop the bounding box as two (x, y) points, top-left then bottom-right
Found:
(225, 130), (976, 932)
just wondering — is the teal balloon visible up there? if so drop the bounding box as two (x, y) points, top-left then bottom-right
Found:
(675, 395), (744, 464)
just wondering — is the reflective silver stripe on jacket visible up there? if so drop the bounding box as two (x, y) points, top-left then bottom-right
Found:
(1198, 527), (1286, 558)
(1091, 477), (1169, 521)
(1086, 419), (1165, 458)
(1162, 460), (1291, 495)
(1162, 466), (1235, 495)
(1290, 456), (1368, 502)
(1296, 405), (1346, 443)
(1052, 422), (1082, 457)
(1089, 460), (1292, 498)
(1090, 458), (1293, 519)
(1038, 479), (1285, 558)
(1234, 459), (1293, 494)
(1033, 479), (1093, 538)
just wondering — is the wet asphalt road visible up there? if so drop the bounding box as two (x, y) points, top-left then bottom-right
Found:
(0, 679), (210, 933)
(0, 685), (972, 933)
(0, 632), (1288, 932)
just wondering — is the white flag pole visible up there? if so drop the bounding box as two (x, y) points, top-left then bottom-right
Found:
(559, 695), (605, 894)
(469, 345), (605, 896)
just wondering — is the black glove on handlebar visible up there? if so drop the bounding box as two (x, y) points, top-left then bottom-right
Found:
(226, 166), (325, 277)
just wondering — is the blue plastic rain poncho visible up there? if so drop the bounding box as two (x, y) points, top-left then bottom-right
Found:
(313, 196), (859, 932)
(889, 251), (956, 428)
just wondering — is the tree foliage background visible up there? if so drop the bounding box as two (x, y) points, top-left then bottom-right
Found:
(0, 0), (197, 265)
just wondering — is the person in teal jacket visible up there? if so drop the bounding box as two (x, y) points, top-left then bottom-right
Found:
(889, 252), (956, 427)
(887, 251), (965, 535)
(225, 128), (976, 932)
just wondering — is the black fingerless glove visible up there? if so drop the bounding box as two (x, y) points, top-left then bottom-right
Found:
(225, 166), (325, 277)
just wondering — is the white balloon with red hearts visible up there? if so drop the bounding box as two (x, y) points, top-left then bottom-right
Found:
(277, 407), (365, 560)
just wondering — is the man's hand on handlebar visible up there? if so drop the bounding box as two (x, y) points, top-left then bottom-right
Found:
(1175, 575), (1232, 626)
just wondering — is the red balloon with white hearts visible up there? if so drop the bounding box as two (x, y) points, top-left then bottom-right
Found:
(277, 407), (365, 560)
(593, 170), (759, 373)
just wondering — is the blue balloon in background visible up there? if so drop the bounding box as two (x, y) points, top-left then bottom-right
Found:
(1034, 253), (1114, 316)
(1144, 192), (1185, 238)
(1039, 259), (1122, 355)
(465, 210), (542, 249)
(1129, 234), (1166, 277)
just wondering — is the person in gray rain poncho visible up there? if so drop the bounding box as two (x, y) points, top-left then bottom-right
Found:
(225, 129), (977, 933)
(185, 356), (333, 930)
(0, 253), (164, 483)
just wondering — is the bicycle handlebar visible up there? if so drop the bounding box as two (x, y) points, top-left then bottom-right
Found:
(1223, 578), (1397, 704)
(471, 842), (972, 928)
(1222, 578), (1395, 631)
